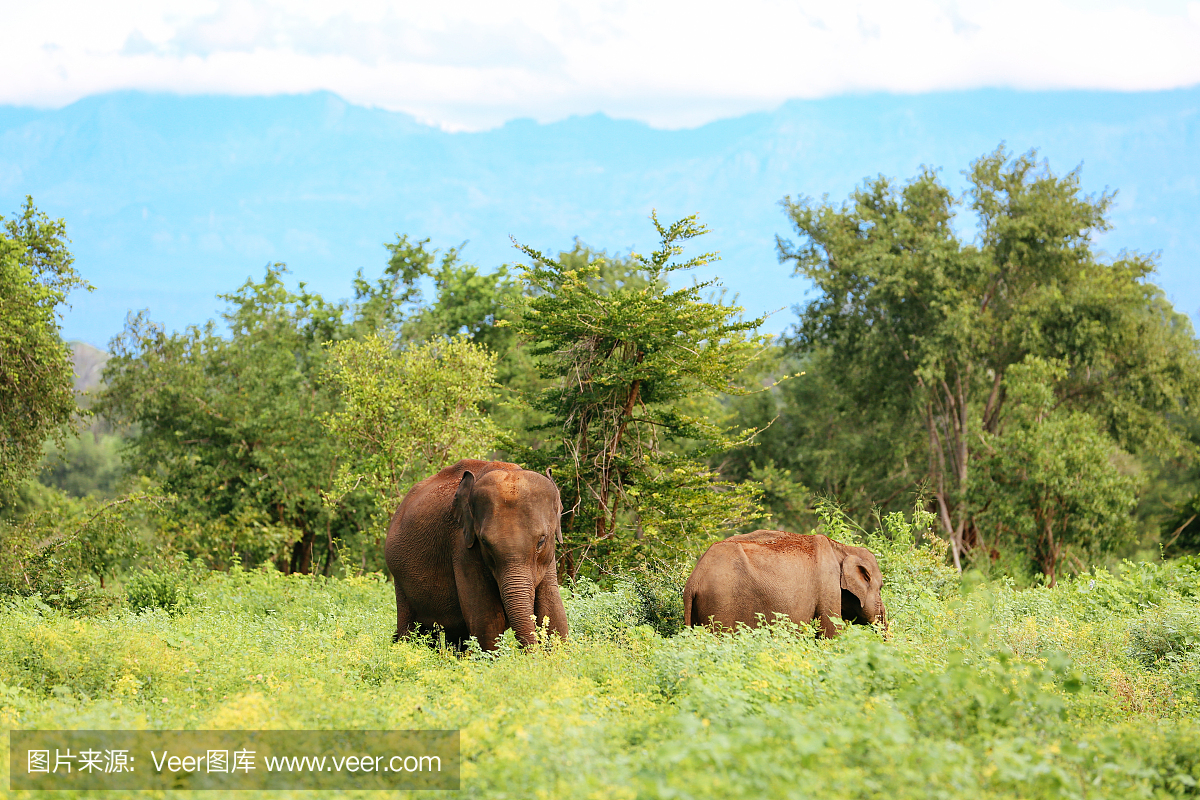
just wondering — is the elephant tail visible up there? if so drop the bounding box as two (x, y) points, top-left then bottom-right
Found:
(683, 581), (696, 628)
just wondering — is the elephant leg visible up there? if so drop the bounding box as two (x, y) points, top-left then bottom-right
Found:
(816, 613), (840, 639)
(534, 578), (569, 639)
(461, 606), (508, 651)
(393, 583), (414, 643)
(454, 558), (509, 651)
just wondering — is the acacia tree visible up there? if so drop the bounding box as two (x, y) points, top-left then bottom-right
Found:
(782, 147), (1200, 574)
(512, 214), (767, 578)
(0, 198), (90, 493)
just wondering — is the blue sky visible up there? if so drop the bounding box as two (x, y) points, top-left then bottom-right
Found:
(3, 2), (1198, 345)
(5, 0), (1200, 130)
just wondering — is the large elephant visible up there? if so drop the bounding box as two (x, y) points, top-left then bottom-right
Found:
(683, 530), (886, 637)
(384, 459), (569, 650)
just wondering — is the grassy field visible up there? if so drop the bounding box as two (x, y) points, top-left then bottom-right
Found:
(4, 555), (1200, 799)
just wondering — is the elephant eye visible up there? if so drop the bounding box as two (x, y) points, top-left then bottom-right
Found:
(536, 535), (547, 551)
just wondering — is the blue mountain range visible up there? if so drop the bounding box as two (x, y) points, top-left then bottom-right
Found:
(1, 88), (1197, 347)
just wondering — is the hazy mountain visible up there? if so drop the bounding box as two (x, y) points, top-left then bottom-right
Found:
(1, 88), (1197, 346)
(68, 341), (108, 395)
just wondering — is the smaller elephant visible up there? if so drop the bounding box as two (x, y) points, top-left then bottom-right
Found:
(683, 530), (886, 637)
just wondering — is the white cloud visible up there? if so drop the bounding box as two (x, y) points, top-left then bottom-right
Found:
(2, 0), (1198, 129)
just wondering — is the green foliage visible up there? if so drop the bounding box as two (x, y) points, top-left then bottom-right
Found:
(627, 462), (765, 559)
(384, 236), (552, 451)
(0, 475), (70, 521)
(723, 347), (922, 530)
(393, 238), (523, 356)
(0, 525), (100, 614)
(972, 357), (1142, 584)
(0, 198), (91, 494)
(74, 495), (160, 588)
(1129, 606), (1200, 670)
(155, 506), (294, 572)
(561, 578), (644, 638)
(1157, 414), (1200, 556)
(814, 496), (959, 619)
(321, 332), (498, 521)
(779, 146), (1200, 576)
(1167, 496), (1200, 555)
(5, 558), (1200, 797)
(125, 564), (198, 615)
(0, 492), (161, 611)
(39, 433), (125, 499)
(97, 266), (380, 574)
(868, 508), (959, 605)
(97, 242), (525, 575)
(512, 215), (768, 577)
(628, 560), (691, 637)
(745, 459), (810, 532)
(560, 560), (690, 640)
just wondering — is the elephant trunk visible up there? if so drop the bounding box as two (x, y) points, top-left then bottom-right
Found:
(876, 602), (890, 640)
(498, 572), (537, 646)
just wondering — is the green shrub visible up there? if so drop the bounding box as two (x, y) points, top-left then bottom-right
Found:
(0, 490), (163, 612)
(1130, 606), (1200, 669)
(562, 577), (642, 638)
(8, 549), (1200, 797)
(125, 564), (198, 615)
(0, 512), (103, 613)
(628, 560), (690, 637)
(562, 561), (690, 639)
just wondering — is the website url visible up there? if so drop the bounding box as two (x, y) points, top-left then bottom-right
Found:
(264, 754), (442, 773)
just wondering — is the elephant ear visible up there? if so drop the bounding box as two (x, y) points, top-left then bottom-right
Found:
(455, 470), (477, 548)
(544, 467), (564, 544)
(839, 551), (873, 608)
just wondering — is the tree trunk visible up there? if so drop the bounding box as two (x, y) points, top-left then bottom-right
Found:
(1044, 516), (1059, 588)
(289, 530), (315, 574)
(928, 401), (962, 572)
(322, 518), (335, 577)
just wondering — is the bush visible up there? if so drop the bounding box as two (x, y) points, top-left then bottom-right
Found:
(1130, 606), (1200, 669)
(0, 490), (163, 612)
(561, 560), (691, 639)
(6, 556), (1200, 796)
(125, 563), (199, 615)
(562, 577), (642, 638)
(0, 508), (103, 613)
(628, 560), (690, 637)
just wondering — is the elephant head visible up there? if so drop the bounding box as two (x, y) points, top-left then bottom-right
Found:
(454, 468), (562, 645)
(834, 541), (887, 632)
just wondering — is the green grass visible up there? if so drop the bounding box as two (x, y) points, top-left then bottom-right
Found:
(4, 559), (1200, 798)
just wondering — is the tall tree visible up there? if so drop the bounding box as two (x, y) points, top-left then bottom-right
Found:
(780, 147), (1200, 574)
(511, 214), (767, 578)
(0, 198), (90, 494)
(99, 267), (382, 573)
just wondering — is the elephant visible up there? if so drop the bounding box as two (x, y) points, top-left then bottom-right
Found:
(683, 529), (887, 637)
(384, 458), (569, 651)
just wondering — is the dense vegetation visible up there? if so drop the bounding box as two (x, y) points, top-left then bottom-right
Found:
(3, 146), (1200, 796)
(5, 537), (1200, 798)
